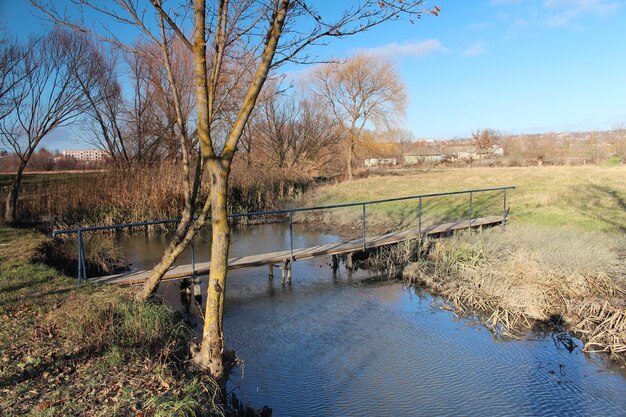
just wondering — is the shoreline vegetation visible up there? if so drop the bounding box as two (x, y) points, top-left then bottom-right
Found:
(0, 227), (273, 417)
(404, 226), (626, 361)
(298, 165), (626, 363)
(0, 162), (313, 229)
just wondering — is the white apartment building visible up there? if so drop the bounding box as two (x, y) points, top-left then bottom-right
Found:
(62, 149), (107, 162)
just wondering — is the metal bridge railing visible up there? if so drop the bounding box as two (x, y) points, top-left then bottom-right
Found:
(52, 186), (515, 286)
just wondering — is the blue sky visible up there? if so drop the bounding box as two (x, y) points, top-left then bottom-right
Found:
(1, 0), (626, 148)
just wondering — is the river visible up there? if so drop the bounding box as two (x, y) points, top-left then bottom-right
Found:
(115, 223), (626, 416)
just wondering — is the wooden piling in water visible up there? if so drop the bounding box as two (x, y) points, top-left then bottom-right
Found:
(332, 254), (339, 273)
(346, 253), (353, 270)
(287, 259), (292, 285)
(268, 264), (274, 280)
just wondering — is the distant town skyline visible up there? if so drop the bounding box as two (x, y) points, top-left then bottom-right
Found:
(2, 0), (625, 150)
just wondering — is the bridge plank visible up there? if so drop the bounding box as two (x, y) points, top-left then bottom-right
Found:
(93, 216), (504, 286)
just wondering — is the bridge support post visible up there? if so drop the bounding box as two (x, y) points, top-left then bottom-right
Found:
(280, 259), (292, 286)
(281, 262), (286, 286)
(181, 278), (192, 295)
(268, 264), (274, 280)
(332, 255), (339, 273)
(346, 252), (353, 270)
(287, 260), (292, 285)
(192, 276), (201, 298)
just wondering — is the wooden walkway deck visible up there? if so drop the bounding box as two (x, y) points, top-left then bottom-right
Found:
(93, 216), (504, 286)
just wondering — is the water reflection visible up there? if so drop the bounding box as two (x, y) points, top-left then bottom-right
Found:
(115, 224), (626, 417)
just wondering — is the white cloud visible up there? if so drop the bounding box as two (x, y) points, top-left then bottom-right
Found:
(491, 0), (621, 28)
(356, 39), (444, 59)
(463, 42), (488, 56)
(542, 0), (621, 26)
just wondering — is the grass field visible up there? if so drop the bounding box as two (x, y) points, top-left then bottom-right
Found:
(300, 165), (626, 234)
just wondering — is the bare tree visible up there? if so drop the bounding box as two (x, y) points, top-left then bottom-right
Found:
(384, 128), (414, 163)
(0, 30), (96, 222)
(311, 54), (407, 179)
(295, 98), (341, 173)
(0, 37), (29, 121)
(36, 0), (436, 388)
(73, 40), (133, 166)
(256, 87), (301, 168)
(472, 128), (500, 152)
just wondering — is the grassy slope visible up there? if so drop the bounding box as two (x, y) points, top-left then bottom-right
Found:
(301, 166), (626, 233)
(0, 227), (221, 417)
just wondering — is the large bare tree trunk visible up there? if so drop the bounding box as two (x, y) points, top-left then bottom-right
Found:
(4, 160), (26, 223)
(196, 158), (230, 387)
(346, 136), (354, 180)
(134, 214), (194, 300)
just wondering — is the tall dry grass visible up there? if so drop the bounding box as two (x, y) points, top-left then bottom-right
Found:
(403, 225), (626, 360)
(8, 160), (312, 227)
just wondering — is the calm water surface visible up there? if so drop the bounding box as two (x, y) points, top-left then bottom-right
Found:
(116, 224), (626, 417)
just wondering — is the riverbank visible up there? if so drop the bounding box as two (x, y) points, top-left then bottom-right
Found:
(404, 225), (626, 361)
(299, 166), (626, 362)
(0, 227), (224, 416)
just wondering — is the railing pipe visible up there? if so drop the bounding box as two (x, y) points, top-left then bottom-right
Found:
(53, 186), (516, 286)
(418, 197), (422, 237)
(52, 186), (516, 237)
(503, 189), (507, 225)
(362, 204), (366, 251)
(77, 231), (84, 286)
(191, 239), (196, 279)
(469, 191), (473, 229)
(289, 210), (294, 262)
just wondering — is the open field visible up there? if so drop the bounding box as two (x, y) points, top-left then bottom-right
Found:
(300, 165), (626, 234)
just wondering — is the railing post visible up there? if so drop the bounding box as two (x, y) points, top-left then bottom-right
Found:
(289, 210), (294, 263)
(468, 191), (473, 230)
(77, 231), (84, 286)
(362, 204), (366, 251)
(418, 197), (423, 237)
(502, 189), (507, 226)
(81, 236), (86, 284)
(191, 238), (196, 279)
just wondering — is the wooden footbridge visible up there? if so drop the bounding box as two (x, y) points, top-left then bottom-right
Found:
(52, 187), (514, 287)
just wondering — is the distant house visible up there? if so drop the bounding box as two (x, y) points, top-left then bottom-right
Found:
(63, 149), (106, 162)
(445, 145), (504, 160)
(404, 154), (445, 164)
(364, 157), (397, 167)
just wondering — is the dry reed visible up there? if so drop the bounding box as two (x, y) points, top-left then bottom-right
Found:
(7, 160), (312, 228)
(403, 225), (626, 360)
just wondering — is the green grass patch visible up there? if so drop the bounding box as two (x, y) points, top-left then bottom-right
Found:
(606, 156), (623, 166)
(299, 166), (626, 234)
